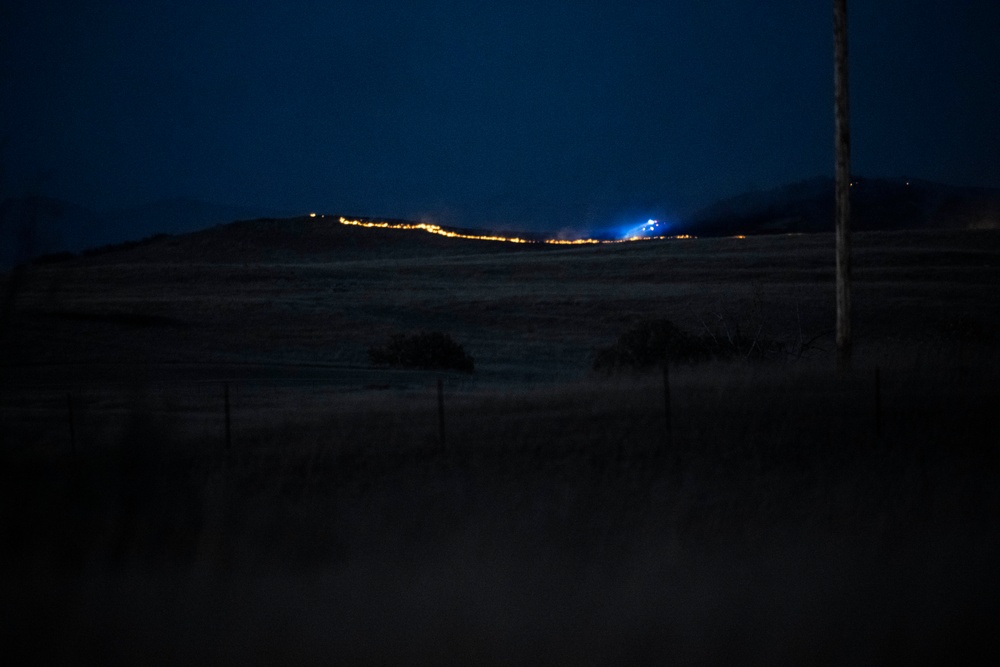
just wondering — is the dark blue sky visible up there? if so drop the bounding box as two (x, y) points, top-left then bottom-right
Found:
(2, 0), (998, 233)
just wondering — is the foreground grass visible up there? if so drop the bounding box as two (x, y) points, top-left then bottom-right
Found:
(2, 355), (998, 665)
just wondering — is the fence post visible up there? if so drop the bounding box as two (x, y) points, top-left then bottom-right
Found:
(662, 351), (672, 453)
(224, 382), (232, 451)
(66, 392), (77, 457)
(437, 378), (446, 450)
(874, 364), (882, 441)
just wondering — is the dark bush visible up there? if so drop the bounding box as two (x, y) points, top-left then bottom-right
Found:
(700, 323), (785, 361)
(369, 331), (474, 373)
(594, 317), (786, 372)
(593, 319), (712, 371)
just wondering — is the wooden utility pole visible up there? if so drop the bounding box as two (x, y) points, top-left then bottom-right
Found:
(834, 0), (852, 370)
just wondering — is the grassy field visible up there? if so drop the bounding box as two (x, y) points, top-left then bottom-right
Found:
(1, 221), (999, 664)
(3, 220), (998, 377)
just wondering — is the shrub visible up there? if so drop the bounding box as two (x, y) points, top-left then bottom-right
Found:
(368, 331), (475, 373)
(593, 319), (712, 371)
(697, 314), (786, 361)
(594, 317), (786, 372)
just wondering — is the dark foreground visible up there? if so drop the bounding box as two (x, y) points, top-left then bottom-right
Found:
(3, 226), (998, 663)
(2, 358), (998, 665)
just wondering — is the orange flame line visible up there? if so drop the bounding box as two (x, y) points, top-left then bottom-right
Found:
(336, 217), (697, 244)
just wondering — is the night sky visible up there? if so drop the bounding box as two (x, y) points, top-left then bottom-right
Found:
(2, 0), (998, 234)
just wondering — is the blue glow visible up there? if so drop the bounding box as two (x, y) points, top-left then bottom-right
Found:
(611, 218), (670, 239)
(620, 219), (661, 238)
(586, 216), (675, 241)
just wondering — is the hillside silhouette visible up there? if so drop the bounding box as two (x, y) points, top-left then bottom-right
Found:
(0, 197), (293, 268)
(4, 177), (1000, 269)
(680, 177), (1000, 237)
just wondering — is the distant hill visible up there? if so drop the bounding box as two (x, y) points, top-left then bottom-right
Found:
(101, 198), (297, 241)
(0, 197), (107, 267)
(55, 215), (551, 265)
(0, 197), (296, 268)
(5, 178), (1000, 270)
(678, 177), (1000, 237)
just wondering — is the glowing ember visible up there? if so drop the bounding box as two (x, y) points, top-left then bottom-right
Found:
(337, 217), (696, 245)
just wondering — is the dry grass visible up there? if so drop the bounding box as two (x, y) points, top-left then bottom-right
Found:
(2, 356), (998, 664)
(3, 227), (998, 379)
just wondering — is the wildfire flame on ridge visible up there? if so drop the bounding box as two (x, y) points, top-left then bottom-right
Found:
(335, 216), (697, 244)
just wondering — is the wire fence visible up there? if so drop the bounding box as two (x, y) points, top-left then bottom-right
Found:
(2, 362), (899, 463)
